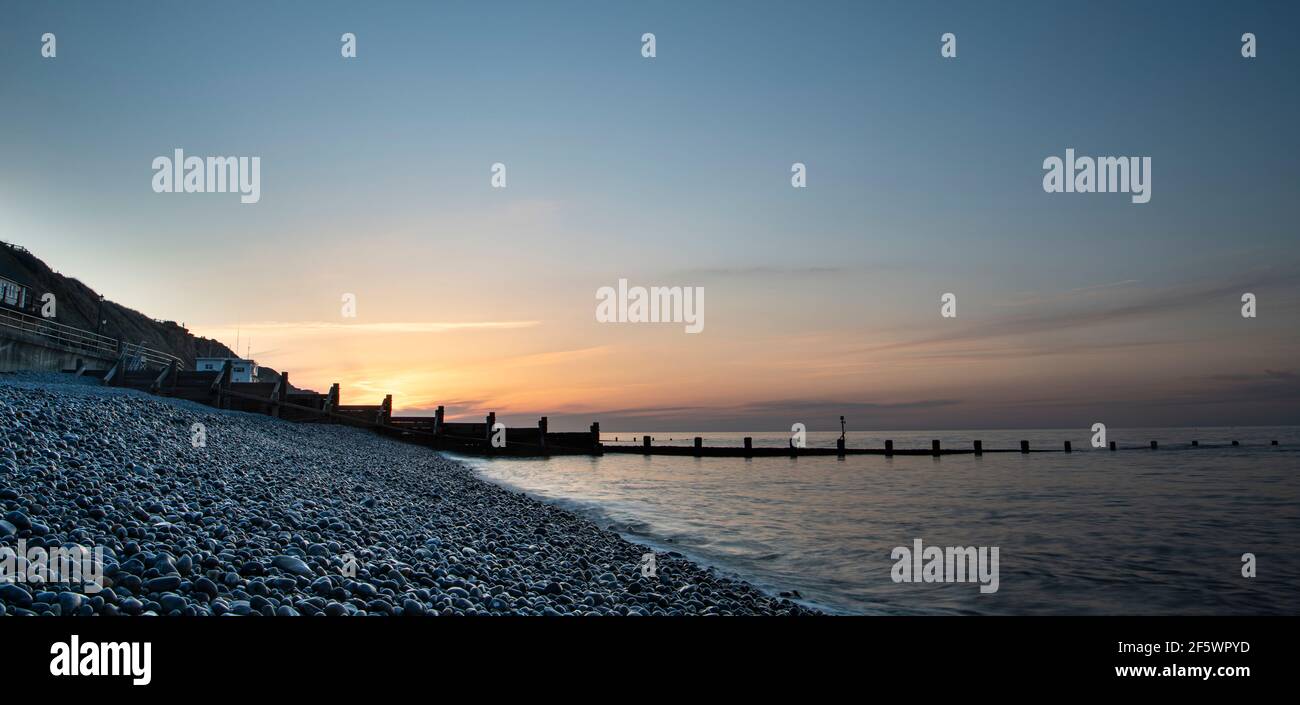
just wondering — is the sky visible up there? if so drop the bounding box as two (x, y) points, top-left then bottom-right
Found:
(2, 1), (1298, 430)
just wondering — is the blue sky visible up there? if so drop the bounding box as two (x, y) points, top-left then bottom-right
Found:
(2, 1), (1297, 429)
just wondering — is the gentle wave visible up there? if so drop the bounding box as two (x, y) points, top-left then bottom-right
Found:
(463, 427), (1300, 615)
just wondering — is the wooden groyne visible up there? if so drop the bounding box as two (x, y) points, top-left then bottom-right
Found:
(70, 358), (1283, 459)
(79, 359), (601, 457)
(600, 435), (1283, 458)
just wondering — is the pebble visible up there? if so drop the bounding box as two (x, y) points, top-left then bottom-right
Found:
(271, 555), (313, 577)
(3, 511), (32, 531)
(0, 374), (817, 617)
(145, 576), (182, 593)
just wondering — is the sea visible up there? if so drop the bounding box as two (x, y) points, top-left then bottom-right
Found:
(457, 427), (1300, 615)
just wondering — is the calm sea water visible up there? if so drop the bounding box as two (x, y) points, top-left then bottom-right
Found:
(458, 427), (1300, 615)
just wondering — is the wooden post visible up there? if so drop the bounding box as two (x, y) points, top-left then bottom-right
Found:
(207, 362), (222, 404)
(380, 394), (392, 425)
(1020, 440), (1029, 454)
(1064, 441), (1072, 453)
(694, 436), (702, 456)
(538, 417), (548, 454)
(590, 422), (601, 449)
(837, 437), (846, 455)
(211, 360), (232, 409)
(1150, 440), (1158, 450)
(1108, 441), (1116, 451)
(434, 405), (444, 434)
(325, 383), (339, 414)
(931, 439), (941, 456)
(265, 375), (280, 416)
(1272, 440), (1279, 446)
(150, 360), (174, 395)
(222, 361), (232, 409)
(973, 440), (983, 455)
(1231, 440), (1239, 447)
(642, 435), (651, 451)
(277, 371), (289, 417)
(106, 354), (127, 387)
(744, 437), (753, 457)
(884, 440), (893, 457)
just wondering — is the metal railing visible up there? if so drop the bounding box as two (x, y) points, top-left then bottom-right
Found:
(0, 306), (185, 370)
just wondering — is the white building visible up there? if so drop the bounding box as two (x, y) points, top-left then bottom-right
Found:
(196, 357), (259, 383)
(0, 271), (33, 312)
(0, 277), (30, 311)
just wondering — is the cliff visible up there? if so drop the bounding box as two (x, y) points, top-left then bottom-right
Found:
(0, 241), (300, 388)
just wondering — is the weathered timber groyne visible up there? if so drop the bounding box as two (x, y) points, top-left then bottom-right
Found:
(83, 358), (601, 457)
(601, 438), (1281, 458)
(65, 357), (1283, 459)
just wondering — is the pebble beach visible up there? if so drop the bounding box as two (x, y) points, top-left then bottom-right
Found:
(0, 374), (816, 616)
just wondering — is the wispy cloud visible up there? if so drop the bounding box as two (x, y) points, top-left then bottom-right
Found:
(487, 346), (612, 368)
(676, 265), (852, 278)
(195, 320), (540, 337)
(857, 270), (1298, 356)
(544, 397), (964, 431)
(669, 263), (913, 284)
(996, 279), (1140, 308)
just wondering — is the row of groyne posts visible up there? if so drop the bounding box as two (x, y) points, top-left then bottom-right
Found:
(79, 356), (1282, 458)
(87, 357), (601, 456)
(604, 435), (1282, 458)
